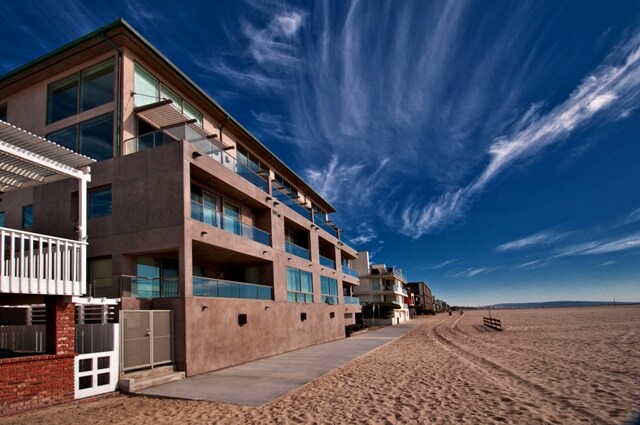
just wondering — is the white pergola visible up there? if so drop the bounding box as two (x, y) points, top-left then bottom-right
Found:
(0, 120), (95, 296)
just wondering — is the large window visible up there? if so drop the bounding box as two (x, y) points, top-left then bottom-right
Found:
(0, 211), (5, 227)
(88, 257), (113, 298)
(47, 113), (113, 160)
(47, 59), (114, 124)
(89, 186), (112, 218)
(135, 256), (179, 298)
(321, 276), (338, 304)
(22, 205), (33, 229)
(134, 63), (203, 126)
(287, 267), (313, 303)
(191, 183), (218, 227)
(0, 103), (7, 121)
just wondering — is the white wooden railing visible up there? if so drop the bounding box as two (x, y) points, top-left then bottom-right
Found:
(1, 227), (86, 296)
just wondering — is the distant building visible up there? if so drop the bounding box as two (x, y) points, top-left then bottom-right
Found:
(353, 251), (410, 325)
(407, 281), (435, 314)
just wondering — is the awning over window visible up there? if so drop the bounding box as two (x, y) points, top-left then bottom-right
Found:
(0, 120), (95, 192)
(134, 100), (231, 150)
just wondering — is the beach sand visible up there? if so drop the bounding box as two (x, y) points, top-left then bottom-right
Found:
(2, 305), (638, 424)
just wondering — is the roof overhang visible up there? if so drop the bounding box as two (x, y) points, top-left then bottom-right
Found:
(0, 120), (95, 192)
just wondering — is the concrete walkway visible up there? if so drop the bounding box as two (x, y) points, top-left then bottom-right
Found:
(137, 321), (420, 407)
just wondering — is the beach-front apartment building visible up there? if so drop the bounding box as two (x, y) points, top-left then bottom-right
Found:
(0, 18), (361, 397)
(407, 281), (435, 314)
(353, 251), (410, 325)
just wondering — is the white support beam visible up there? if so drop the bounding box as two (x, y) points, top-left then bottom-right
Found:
(0, 140), (91, 182)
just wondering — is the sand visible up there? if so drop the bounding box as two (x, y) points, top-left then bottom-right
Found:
(2, 305), (639, 424)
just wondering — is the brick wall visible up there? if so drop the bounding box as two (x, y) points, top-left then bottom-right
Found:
(0, 354), (75, 416)
(0, 296), (76, 416)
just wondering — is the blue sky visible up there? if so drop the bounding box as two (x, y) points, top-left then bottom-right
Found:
(2, 0), (640, 305)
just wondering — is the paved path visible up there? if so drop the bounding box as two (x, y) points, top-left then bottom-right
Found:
(137, 321), (420, 407)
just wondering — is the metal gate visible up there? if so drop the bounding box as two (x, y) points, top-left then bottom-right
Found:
(120, 310), (173, 372)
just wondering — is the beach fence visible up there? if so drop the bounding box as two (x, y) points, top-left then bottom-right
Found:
(483, 316), (502, 331)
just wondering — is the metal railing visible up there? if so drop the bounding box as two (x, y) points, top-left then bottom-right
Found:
(313, 215), (338, 238)
(272, 186), (312, 220)
(285, 241), (311, 260)
(120, 276), (179, 299)
(319, 255), (336, 269)
(1, 227), (86, 296)
(191, 200), (271, 246)
(193, 276), (272, 300)
(342, 266), (359, 278)
(123, 126), (269, 192)
(343, 296), (361, 305)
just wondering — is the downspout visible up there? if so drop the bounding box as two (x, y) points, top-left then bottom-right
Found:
(218, 115), (230, 143)
(100, 33), (122, 157)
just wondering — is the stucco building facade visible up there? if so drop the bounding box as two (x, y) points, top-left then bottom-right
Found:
(0, 19), (361, 383)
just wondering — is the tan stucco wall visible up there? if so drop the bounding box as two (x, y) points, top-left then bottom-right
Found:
(184, 297), (347, 376)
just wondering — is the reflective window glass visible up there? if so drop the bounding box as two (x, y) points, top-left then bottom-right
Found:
(22, 205), (33, 229)
(47, 78), (78, 123)
(80, 113), (113, 160)
(47, 125), (77, 150)
(81, 61), (114, 111)
(89, 187), (112, 218)
(134, 64), (159, 106)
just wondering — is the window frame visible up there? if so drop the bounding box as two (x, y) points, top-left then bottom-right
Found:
(46, 58), (115, 124)
(286, 266), (314, 303)
(88, 186), (112, 219)
(134, 63), (203, 127)
(321, 276), (338, 304)
(46, 112), (114, 161)
(22, 205), (33, 229)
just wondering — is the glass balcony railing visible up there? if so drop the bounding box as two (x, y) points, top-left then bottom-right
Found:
(272, 186), (312, 220)
(124, 126), (269, 192)
(193, 276), (272, 300)
(122, 130), (178, 154)
(343, 296), (361, 305)
(285, 241), (311, 260)
(120, 276), (179, 299)
(313, 215), (338, 238)
(319, 255), (336, 269)
(342, 266), (359, 278)
(191, 200), (271, 246)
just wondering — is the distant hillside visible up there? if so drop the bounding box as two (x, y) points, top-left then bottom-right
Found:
(487, 301), (637, 309)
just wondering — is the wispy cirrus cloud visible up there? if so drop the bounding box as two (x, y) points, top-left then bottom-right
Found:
(496, 230), (568, 252)
(241, 11), (304, 68)
(401, 33), (640, 238)
(622, 206), (640, 225)
(453, 267), (496, 278)
(554, 232), (640, 257)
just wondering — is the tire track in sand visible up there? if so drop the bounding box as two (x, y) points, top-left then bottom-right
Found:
(430, 319), (612, 424)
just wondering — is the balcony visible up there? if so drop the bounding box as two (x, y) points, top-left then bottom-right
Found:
(342, 266), (359, 278)
(121, 276), (179, 299)
(285, 241), (310, 260)
(1, 228), (87, 296)
(124, 126), (269, 192)
(193, 276), (272, 300)
(191, 200), (271, 246)
(313, 215), (338, 238)
(272, 186), (312, 220)
(343, 296), (361, 305)
(319, 255), (336, 269)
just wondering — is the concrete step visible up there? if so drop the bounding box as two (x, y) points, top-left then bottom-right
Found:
(119, 365), (186, 393)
